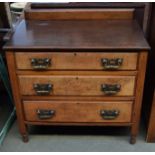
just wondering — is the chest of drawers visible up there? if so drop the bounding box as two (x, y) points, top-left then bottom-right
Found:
(4, 8), (150, 144)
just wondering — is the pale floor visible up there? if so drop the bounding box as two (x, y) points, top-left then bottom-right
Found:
(0, 121), (155, 152)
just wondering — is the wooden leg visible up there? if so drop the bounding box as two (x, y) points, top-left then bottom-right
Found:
(22, 133), (29, 143)
(130, 124), (138, 144)
(130, 135), (136, 144)
(21, 124), (29, 143)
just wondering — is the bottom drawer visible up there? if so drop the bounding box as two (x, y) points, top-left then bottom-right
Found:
(23, 101), (132, 123)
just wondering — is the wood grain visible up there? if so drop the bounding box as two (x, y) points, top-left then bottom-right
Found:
(18, 75), (136, 96)
(24, 2), (147, 29)
(25, 8), (134, 20)
(3, 20), (150, 51)
(4, 4), (149, 143)
(15, 52), (138, 70)
(23, 101), (132, 123)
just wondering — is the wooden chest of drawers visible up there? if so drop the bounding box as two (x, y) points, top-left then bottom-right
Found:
(4, 8), (150, 144)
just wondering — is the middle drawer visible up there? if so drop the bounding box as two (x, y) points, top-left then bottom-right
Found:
(18, 75), (136, 96)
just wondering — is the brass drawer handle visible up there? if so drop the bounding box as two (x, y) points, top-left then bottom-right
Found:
(100, 110), (120, 120)
(101, 84), (121, 95)
(33, 84), (53, 95)
(101, 58), (123, 70)
(31, 58), (51, 70)
(37, 109), (55, 119)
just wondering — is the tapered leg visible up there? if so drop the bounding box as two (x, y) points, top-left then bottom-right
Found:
(20, 123), (29, 142)
(22, 133), (29, 143)
(130, 124), (138, 144)
(130, 135), (136, 144)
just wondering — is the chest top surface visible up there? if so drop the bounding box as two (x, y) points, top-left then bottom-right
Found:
(4, 19), (150, 51)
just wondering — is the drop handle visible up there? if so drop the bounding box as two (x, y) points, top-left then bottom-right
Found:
(37, 109), (55, 119)
(31, 58), (51, 70)
(33, 83), (53, 95)
(100, 110), (120, 120)
(101, 84), (121, 95)
(101, 58), (123, 70)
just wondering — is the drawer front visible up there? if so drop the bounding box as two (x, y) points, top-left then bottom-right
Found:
(18, 75), (136, 96)
(23, 101), (132, 123)
(15, 52), (138, 70)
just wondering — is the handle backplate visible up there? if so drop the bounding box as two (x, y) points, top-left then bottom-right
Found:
(100, 110), (120, 120)
(33, 83), (53, 95)
(101, 84), (121, 95)
(37, 109), (55, 119)
(31, 58), (51, 70)
(101, 58), (123, 70)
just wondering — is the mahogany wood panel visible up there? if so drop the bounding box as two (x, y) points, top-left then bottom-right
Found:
(3, 20), (150, 51)
(26, 2), (147, 30)
(25, 2), (147, 28)
(23, 101), (132, 123)
(24, 8), (134, 20)
(18, 75), (136, 96)
(15, 52), (138, 70)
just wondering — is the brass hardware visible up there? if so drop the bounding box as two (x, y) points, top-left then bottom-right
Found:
(31, 58), (51, 70)
(100, 110), (120, 120)
(33, 84), (53, 95)
(37, 109), (55, 119)
(101, 58), (123, 70)
(101, 84), (121, 95)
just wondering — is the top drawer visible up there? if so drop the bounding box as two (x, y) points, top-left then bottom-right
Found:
(15, 52), (138, 71)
